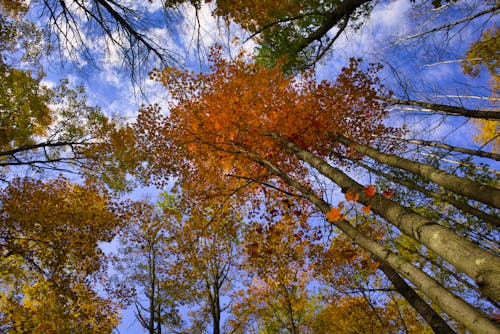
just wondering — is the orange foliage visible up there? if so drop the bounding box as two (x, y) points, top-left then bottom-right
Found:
(326, 206), (343, 222)
(364, 184), (377, 197)
(382, 189), (394, 199)
(138, 48), (397, 205)
(361, 205), (372, 214)
(344, 189), (359, 202)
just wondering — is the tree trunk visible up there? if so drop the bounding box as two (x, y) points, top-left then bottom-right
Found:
(334, 134), (500, 210)
(381, 98), (500, 120)
(289, 0), (371, 57)
(213, 285), (221, 334)
(396, 138), (500, 161)
(272, 132), (500, 302)
(378, 262), (456, 334)
(354, 159), (500, 227)
(249, 152), (499, 334)
(149, 247), (156, 334)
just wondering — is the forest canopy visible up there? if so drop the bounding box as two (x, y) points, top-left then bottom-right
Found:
(0, 0), (498, 333)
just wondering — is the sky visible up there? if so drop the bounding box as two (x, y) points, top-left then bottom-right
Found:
(18, 0), (499, 332)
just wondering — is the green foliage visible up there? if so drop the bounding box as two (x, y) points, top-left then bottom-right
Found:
(213, 0), (372, 72)
(0, 65), (52, 151)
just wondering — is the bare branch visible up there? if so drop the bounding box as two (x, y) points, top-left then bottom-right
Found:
(390, 4), (500, 46)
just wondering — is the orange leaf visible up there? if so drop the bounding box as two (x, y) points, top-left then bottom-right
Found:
(344, 190), (359, 202)
(364, 185), (377, 197)
(361, 205), (371, 214)
(382, 190), (393, 199)
(326, 207), (343, 222)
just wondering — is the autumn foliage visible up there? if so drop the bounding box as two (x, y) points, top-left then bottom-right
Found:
(138, 48), (398, 200)
(2, 0), (499, 332)
(0, 177), (122, 332)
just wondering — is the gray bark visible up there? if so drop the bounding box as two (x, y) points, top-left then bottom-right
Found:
(247, 151), (499, 334)
(334, 134), (500, 210)
(382, 98), (500, 120)
(272, 132), (500, 302)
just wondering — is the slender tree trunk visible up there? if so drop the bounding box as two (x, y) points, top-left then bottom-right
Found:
(247, 151), (499, 334)
(396, 138), (500, 161)
(213, 283), (221, 334)
(282, 285), (299, 334)
(333, 134), (500, 209)
(380, 97), (500, 120)
(206, 275), (221, 334)
(157, 301), (162, 334)
(377, 262), (456, 334)
(149, 247), (156, 334)
(353, 159), (500, 227)
(271, 132), (500, 302)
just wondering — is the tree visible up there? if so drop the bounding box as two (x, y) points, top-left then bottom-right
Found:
(111, 200), (182, 334)
(0, 7), (121, 184)
(0, 177), (123, 332)
(130, 50), (499, 333)
(158, 194), (241, 334)
(213, 0), (373, 72)
(230, 216), (313, 334)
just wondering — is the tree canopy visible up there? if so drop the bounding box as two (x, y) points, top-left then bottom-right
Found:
(1, 0), (499, 333)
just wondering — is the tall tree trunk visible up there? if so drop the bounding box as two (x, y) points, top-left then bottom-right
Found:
(213, 283), (221, 334)
(381, 97), (500, 120)
(271, 132), (500, 302)
(353, 159), (500, 227)
(206, 276), (221, 334)
(333, 134), (500, 209)
(149, 247), (156, 334)
(396, 137), (500, 161)
(247, 151), (499, 334)
(377, 262), (456, 334)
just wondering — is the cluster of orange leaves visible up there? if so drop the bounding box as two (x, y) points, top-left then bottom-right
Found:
(140, 47), (396, 200)
(326, 185), (394, 222)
